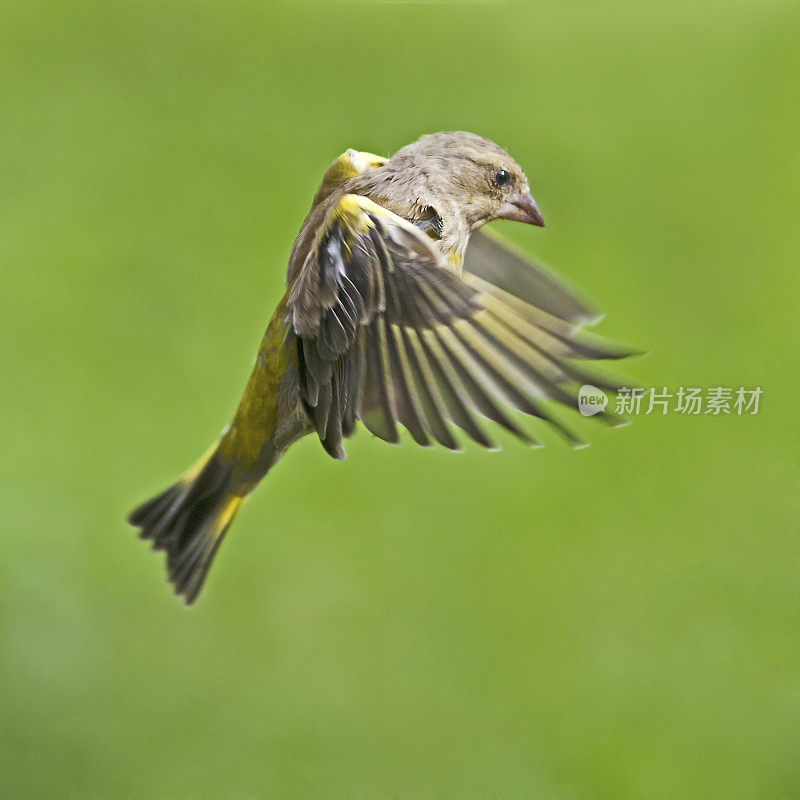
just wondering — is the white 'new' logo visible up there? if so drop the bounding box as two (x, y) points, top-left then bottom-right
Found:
(578, 385), (608, 416)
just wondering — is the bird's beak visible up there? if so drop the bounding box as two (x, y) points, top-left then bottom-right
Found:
(496, 190), (545, 227)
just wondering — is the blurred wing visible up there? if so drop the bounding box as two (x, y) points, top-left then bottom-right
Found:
(465, 227), (599, 327)
(463, 227), (638, 362)
(288, 194), (629, 459)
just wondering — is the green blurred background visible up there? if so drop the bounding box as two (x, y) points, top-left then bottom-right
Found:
(2, 2), (798, 798)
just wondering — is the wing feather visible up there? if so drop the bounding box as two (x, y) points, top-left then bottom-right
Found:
(287, 193), (634, 458)
(464, 227), (599, 326)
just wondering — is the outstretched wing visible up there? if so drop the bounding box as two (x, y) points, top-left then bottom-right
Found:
(463, 227), (637, 361)
(464, 227), (599, 327)
(287, 194), (629, 459)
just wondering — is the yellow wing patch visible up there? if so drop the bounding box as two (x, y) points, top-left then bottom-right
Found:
(312, 149), (388, 205)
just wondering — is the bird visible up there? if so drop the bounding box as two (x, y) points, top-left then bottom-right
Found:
(128, 131), (634, 604)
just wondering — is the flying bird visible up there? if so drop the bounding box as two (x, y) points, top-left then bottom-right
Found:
(129, 131), (633, 604)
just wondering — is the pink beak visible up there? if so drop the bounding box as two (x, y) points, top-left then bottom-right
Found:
(496, 190), (545, 227)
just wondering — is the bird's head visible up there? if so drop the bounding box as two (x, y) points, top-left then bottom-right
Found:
(391, 131), (545, 231)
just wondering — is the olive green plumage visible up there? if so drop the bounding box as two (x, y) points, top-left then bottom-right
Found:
(129, 131), (634, 604)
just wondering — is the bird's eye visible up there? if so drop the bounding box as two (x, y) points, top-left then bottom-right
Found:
(494, 169), (511, 187)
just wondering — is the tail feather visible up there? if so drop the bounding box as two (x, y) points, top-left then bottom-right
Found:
(128, 447), (245, 604)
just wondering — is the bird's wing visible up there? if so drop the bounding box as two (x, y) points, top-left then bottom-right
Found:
(463, 227), (637, 359)
(288, 193), (629, 459)
(464, 227), (601, 327)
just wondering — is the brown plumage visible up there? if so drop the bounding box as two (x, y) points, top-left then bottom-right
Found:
(129, 131), (635, 604)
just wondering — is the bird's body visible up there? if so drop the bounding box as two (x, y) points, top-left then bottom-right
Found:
(129, 132), (633, 604)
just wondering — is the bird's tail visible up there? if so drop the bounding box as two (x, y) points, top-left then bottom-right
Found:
(128, 444), (245, 604)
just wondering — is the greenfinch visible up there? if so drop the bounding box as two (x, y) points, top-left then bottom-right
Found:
(129, 131), (632, 604)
